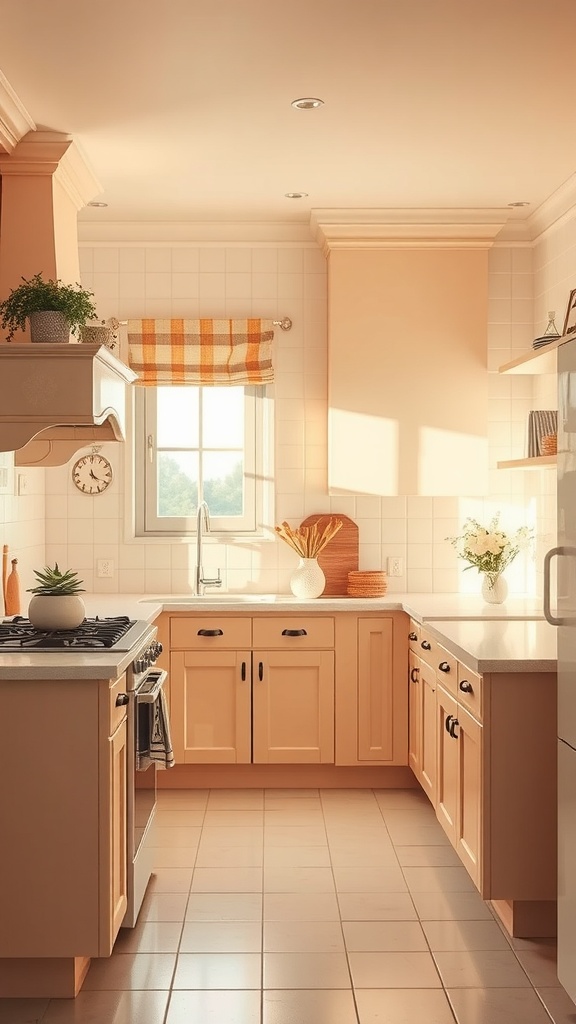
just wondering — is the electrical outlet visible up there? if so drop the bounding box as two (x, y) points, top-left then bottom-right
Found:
(97, 559), (114, 579)
(387, 556), (404, 577)
(15, 472), (28, 496)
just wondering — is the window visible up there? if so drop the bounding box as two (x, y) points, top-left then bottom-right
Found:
(135, 385), (268, 535)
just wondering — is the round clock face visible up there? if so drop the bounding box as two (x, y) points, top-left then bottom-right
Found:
(72, 453), (113, 495)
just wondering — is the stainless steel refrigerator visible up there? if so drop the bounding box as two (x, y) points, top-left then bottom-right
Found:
(544, 337), (576, 1000)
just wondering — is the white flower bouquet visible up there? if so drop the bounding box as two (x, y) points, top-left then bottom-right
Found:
(446, 514), (533, 581)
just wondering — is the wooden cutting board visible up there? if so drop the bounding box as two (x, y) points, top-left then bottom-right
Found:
(300, 514), (359, 596)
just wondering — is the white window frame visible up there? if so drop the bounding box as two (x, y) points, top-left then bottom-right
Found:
(134, 385), (271, 537)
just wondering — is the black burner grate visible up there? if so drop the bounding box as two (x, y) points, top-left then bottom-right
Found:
(0, 616), (135, 650)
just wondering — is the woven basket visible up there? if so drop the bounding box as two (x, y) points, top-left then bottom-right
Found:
(540, 434), (557, 456)
(347, 570), (388, 597)
(28, 310), (70, 343)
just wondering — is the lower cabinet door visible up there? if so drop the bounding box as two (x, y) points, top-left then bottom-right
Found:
(100, 717), (128, 956)
(436, 685), (459, 845)
(455, 704), (482, 889)
(420, 664), (437, 807)
(408, 651), (421, 777)
(253, 650), (335, 763)
(170, 650), (251, 763)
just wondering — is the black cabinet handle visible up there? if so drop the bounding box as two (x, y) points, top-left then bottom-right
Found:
(241, 661), (246, 681)
(421, 640), (431, 651)
(258, 661), (263, 681)
(410, 667), (419, 682)
(459, 679), (473, 693)
(408, 631), (418, 641)
(445, 714), (453, 733)
(438, 661), (451, 673)
(281, 628), (308, 637)
(115, 693), (129, 706)
(197, 628), (224, 637)
(450, 718), (460, 739)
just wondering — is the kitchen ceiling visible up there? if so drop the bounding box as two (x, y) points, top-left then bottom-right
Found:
(0, 0), (575, 229)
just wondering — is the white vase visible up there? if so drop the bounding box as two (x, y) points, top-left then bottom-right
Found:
(481, 574), (508, 605)
(290, 557), (326, 599)
(28, 594), (86, 630)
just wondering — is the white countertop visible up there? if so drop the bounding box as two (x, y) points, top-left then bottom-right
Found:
(0, 591), (554, 679)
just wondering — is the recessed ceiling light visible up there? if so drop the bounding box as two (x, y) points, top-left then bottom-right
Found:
(88, 201), (108, 208)
(285, 192), (309, 199)
(291, 97), (324, 109)
(507, 201), (530, 207)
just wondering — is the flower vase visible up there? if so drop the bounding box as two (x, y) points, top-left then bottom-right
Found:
(481, 573), (508, 605)
(290, 557), (326, 599)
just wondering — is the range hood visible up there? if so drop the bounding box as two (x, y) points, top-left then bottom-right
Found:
(0, 130), (137, 466)
(0, 343), (137, 467)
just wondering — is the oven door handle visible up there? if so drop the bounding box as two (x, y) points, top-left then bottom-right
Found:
(135, 668), (168, 704)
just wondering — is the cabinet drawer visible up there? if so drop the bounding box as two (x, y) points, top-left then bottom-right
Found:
(109, 673), (128, 736)
(408, 619), (420, 651)
(171, 616), (252, 649)
(252, 616), (334, 649)
(457, 664), (482, 721)
(418, 626), (443, 669)
(435, 644), (458, 696)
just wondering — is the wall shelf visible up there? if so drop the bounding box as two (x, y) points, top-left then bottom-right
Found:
(498, 335), (572, 375)
(497, 455), (557, 470)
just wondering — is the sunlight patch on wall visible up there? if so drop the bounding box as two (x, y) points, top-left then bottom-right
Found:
(329, 409), (398, 495)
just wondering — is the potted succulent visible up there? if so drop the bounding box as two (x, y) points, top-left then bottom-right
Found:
(27, 563), (86, 630)
(0, 273), (98, 343)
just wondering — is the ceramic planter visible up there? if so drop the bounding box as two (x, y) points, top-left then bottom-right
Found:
(28, 594), (86, 630)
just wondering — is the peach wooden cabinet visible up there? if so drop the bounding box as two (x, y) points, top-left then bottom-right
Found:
(169, 614), (335, 764)
(0, 671), (128, 997)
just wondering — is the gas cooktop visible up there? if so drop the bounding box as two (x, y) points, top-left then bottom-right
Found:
(0, 615), (149, 652)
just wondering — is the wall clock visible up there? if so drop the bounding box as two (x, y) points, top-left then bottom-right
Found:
(72, 450), (113, 495)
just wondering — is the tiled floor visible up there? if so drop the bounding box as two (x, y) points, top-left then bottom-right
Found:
(3, 788), (576, 1024)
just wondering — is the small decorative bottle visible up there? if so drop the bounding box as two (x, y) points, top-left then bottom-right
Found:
(5, 557), (21, 616)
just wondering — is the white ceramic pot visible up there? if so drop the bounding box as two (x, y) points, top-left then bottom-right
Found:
(289, 557), (326, 599)
(481, 573), (508, 605)
(28, 594), (86, 630)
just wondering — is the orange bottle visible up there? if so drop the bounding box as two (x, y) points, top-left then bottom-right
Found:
(5, 557), (21, 616)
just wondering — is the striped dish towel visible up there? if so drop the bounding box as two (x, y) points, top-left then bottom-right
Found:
(127, 318), (274, 386)
(527, 410), (557, 457)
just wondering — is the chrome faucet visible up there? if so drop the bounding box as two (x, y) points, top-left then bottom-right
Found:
(195, 501), (222, 596)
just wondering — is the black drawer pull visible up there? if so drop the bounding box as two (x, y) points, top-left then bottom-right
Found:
(197, 628), (224, 637)
(421, 640), (431, 651)
(459, 679), (473, 693)
(258, 661), (263, 681)
(410, 667), (419, 682)
(241, 661), (246, 681)
(115, 693), (129, 707)
(450, 718), (460, 739)
(408, 631), (418, 641)
(281, 628), (308, 637)
(445, 714), (453, 733)
(438, 661), (451, 673)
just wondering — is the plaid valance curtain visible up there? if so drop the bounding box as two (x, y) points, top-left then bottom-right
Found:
(127, 318), (275, 386)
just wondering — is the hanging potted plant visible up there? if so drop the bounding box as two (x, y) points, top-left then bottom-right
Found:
(27, 563), (86, 630)
(0, 273), (98, 343)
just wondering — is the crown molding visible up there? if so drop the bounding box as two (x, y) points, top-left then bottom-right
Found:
(310, 208), (511, 253)
(0, 130), (101, 209)
(77, 219), (316, 244)
(526, 172), (576, 242)
(0, 71), (35, 153)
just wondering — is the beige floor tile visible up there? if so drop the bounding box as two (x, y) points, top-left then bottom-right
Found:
(348, 950), (441, 988)
(264, 809), (326, 826)
(434, 949), (531, 988)
(386, 824), (451, 846)
(147, 867), (193, 893)
(355, 987), (455, 1024)
(447, 987), (553, 1023)
(264, 920), (345, 952)
(265, 788), (320, 799)
(322, 809), (385, 824)
(263, 951), (351, 989)
(411, 890), (493, 921)
(0, 999), (49, 1023)
(422, 919), (511, 952)
(264, 797), (322, 811)
(264, 844), (331, 867)
(206, 788), (264, 808)
(157, 789), (209, 808)
(263, 988), (358, 1024)
(373, 788), (432, 809)
(338, 892), (418, 921)
(264, 892), (340, 921)
(186, 893), (262, 922)
(201, 826), (264, 847)
(515, 945), (561, 987)
(191, 866), (263, 893)
(42, 990), (170, 1024)
(82, 952), (177, 990)
(379, 807), (438, 826)
(114, 921), (183, 954)
(195, 843), (264, 867)
(321, 788), (376, 803)
(395, 845), (461, 867)
(264, 825), (327, 846)
(537, 986), (576, 1023)
(326, 826), (391, 843)
(402, 865), (476, 893)
(166, 989), (262, 1024)
(203, 809), (264, 826)
(150, 826), (202, 848)
(155, 809), (206, 826)
(263, 865), (335, 893)
(139, 893), (189, 922)
(173, 952), (261, 989)
(343, 920), (428, 952)
(180, 921), (262, 953)
(329, 845), (399, 867)
(152, 847), (199, 868)
(333, 864), (408, 893)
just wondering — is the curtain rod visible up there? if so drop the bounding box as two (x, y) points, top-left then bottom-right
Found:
(117, 316), (292, 330)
